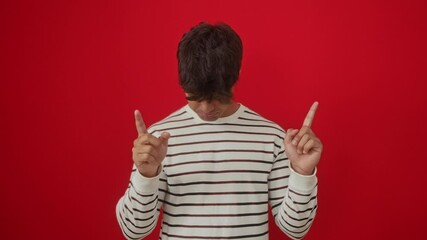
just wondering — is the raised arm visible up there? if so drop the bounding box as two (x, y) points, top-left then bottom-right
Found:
(116, 110), (170, 239)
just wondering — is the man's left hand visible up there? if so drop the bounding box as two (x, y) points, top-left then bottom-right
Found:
(284, 102), (323, 175)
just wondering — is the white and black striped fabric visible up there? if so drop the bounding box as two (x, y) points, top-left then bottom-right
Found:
(117, 104), (318, 240)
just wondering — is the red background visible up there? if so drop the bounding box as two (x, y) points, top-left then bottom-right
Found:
(1, 0), (427, 239)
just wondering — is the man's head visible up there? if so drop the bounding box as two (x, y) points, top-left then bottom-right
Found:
(177, 22), (243, 104)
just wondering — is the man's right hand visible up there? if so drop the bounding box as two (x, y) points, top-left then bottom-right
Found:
(132, 110), (170, 178)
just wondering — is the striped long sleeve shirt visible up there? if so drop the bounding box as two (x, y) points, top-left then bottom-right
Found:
(116, 104), (318, 239)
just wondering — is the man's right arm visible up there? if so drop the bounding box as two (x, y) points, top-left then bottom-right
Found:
(116, 165), (165, 240)
(116, 110), (170, 239)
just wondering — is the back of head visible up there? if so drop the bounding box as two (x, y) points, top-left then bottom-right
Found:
(177, 22), (243, 103)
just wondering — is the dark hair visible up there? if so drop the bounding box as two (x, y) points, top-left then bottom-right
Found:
(177, 22), (243, 102)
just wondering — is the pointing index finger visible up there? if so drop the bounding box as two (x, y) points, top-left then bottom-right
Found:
(134, 109), (147, 136)
(302, 101), (319, 128)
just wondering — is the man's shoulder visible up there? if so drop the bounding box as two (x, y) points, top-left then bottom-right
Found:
(147, 105), (190, 133)
(239, 105), (285, 134)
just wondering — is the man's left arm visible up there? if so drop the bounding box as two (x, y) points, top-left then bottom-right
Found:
(268, 143), (318, 239)
(269, 102), (323, 239)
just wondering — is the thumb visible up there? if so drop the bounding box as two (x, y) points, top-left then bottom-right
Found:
(159, 132), (170, 144)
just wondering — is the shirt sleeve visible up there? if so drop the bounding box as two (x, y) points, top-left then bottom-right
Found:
(268, 136), (318, 239)
(116, 165), (166, 240)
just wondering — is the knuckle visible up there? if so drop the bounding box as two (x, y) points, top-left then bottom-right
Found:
(296, 132), (305, 139)
(304, 141), (312, 150)
(145, 145), (153, 152)
(132, 148), (139, 155)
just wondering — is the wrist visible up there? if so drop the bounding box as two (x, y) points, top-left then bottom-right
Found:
(288, 166), (318, 193)
(290, 163), (315, 176)
(138, 165), (162, 178)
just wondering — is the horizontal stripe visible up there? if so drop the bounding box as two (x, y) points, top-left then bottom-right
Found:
(130, 181), (155, 197)
(278, 219), (313, 237)
(161, 230), (269, 239)
(165, 110), (187, 119)
(243, 110), (261, 116)
(289, 188), (316, 197)
(238, 116), (275, 124)
(160, 199), (268, 207)
(120, 211), (157, 229)
(285, 202), (317, 214)
(288, 196), (317, 205)
(162, 219), (268, 229)
(167, 149), (274, 157)
(150, 117), (193, 128)
(271, 165), (290, 171)
(274, 157), (288, 162)
(161, 110), (187, 121)
(168, 139), (275, 147)
(163, 159), (272, 168)
(132, 205), (157, 214)
(281, 216), (314, 231)
(134, 215), (155, 222)
(268, 175), (290, 181)
(269, 185), (288, 191)
(130, 195), (158, 206)
(160, 179), (267, 187)
(160, 189), (268, 197)
(169, 130), (284, 140)
(154, 122), (285, 134)
(269, 196), (285, 202)
(283, 210), (310, 222)
(119, 211), (156, 234)
(118, 219), (143, 240)
(163, 210), (269, 218)
(165, 169), (269, 178)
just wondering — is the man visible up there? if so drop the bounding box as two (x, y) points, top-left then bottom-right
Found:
(116, 22), (323, 240)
